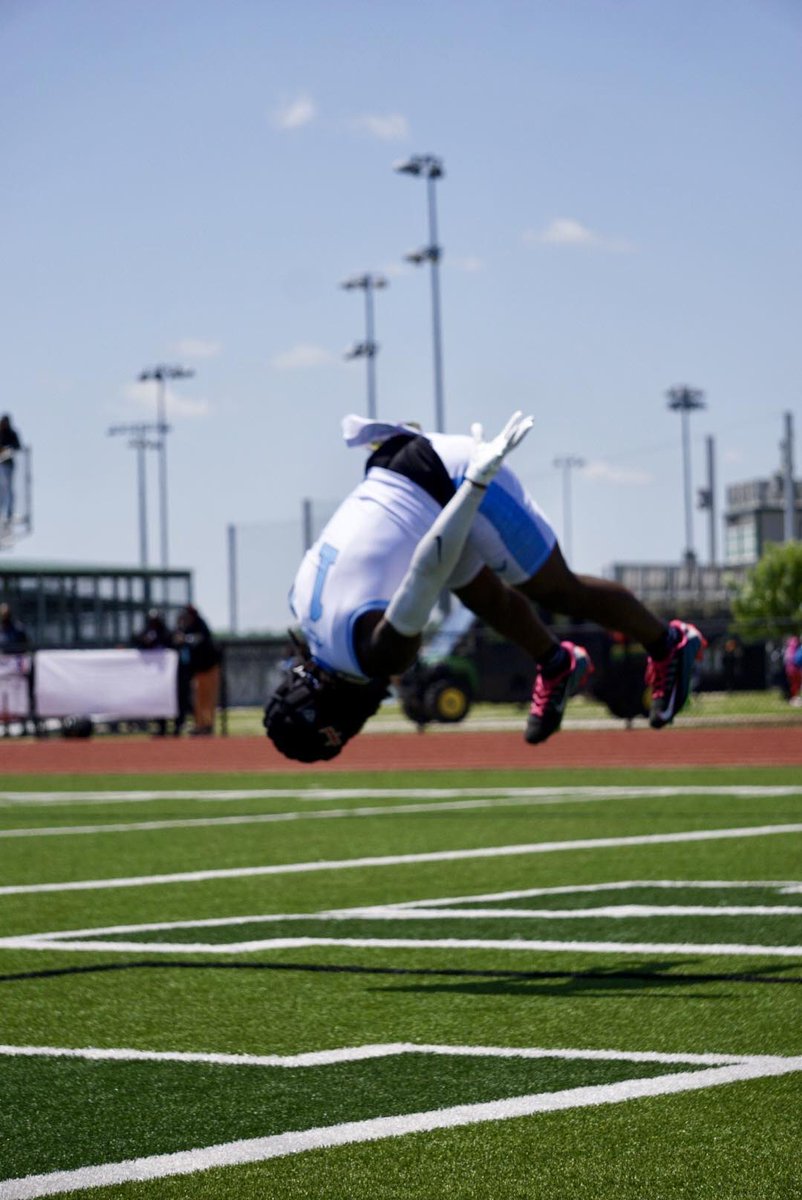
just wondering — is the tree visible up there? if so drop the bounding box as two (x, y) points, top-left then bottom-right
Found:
(732, 541), (802, 642)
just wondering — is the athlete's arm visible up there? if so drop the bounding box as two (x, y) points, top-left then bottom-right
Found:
(354, 412), (533, 678)
(353, 608), (421, 678)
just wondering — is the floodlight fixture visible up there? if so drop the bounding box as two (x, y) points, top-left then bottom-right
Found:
(344, 341), (374, 360)
(393, 154), (444, 179)
(340, 273), (388, 292)
(667, 385), (705, 416)
(404, 247), (437, 266)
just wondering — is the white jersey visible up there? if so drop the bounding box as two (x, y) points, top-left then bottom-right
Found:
(290, 432), (555, 680)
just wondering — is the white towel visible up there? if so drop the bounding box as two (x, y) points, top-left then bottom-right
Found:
(341, 414), (423, 449)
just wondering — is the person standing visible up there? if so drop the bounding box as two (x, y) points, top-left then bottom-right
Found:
(0, 603), (29, 651)
(173, 604), (221, 735)
(133, 608), (172, 652)
(0, 415), (22, 526)
(784, 635), (802, 707)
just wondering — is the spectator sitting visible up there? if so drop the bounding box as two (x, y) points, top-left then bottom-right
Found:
(0, 603), (28, 652)
(173, 604), (221, 736)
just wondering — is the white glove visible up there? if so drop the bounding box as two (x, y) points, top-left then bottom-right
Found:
(465, 410), (534, 487)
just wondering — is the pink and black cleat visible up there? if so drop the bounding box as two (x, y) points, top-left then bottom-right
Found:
(525, 641), (593, 745)
(646, 619), (707, 729)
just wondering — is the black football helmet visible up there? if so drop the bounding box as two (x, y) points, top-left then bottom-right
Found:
(263, 658), (388, 763)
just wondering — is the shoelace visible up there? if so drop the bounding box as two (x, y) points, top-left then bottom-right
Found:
(530, 664), (571, 717)
(646, 643), (681, 698)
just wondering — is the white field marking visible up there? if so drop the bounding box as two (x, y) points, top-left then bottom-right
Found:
(0, 799), (573, 839)
(0, 910), (382, 944)
(0, 1042), (411, 1069)
(0, 1041), (770, 1068)
(10, 878), (799, 957)
(12, 888), (801, 949)
(4, 782), (802, 838)
(0, 792), (749, 840)
(4, 1056), (802, 1199)
(1, 783), (801, 809)
(397, 879), (802, 907)
(2, 822), (802, 897)
(325, 904), (802, 919)
(4, 935), (801, 957)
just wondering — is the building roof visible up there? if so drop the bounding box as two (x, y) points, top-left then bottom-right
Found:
(0, 559), (191, 577)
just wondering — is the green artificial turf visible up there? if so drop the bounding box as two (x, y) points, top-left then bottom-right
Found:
(2, 1051), (699, 1179)
(0, 765), (800, 1197)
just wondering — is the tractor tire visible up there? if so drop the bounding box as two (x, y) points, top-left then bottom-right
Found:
(424, 678), (472, 724)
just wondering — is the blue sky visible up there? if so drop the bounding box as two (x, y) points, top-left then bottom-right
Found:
(2, 0), (800, 630)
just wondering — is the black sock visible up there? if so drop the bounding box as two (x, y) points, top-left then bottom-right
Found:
(646, 625), (679, 661)
(540, 643), (570, 679)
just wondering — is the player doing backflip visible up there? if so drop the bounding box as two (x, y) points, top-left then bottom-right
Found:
(264, 412), (704, 762)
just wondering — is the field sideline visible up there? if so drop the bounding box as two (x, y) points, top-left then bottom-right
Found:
(1, 744), (801, 1197)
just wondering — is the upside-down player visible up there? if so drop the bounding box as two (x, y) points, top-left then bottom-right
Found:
(264, 412), (704, 762)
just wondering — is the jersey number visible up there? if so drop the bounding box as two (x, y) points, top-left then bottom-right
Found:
(309, 543), (338, 621)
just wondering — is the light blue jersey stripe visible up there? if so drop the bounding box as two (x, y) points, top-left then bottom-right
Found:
(478, 481), (550, 576)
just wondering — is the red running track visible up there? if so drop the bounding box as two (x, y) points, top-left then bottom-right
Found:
(0, 725), (801, 775)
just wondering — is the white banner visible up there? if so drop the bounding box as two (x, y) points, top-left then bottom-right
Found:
(35, 649), (178, 719)
(0, 654), (31, 719)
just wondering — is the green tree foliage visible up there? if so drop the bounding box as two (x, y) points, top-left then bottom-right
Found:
(732, 541), (802, 641)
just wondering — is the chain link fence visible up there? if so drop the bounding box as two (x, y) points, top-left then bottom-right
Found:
(226, 499), (338, 635)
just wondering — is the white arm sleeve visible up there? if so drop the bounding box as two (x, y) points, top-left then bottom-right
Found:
(384, 411), (534, 638)
(384, 478), (486, 637)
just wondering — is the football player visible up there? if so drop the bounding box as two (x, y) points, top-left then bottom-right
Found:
(264, 412), (703, 762)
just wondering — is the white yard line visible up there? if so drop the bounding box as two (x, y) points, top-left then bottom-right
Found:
(4, 935), (801, 957)
(336, 904), (802, 918)
(0, 798), (567, 839)
(399, 879), (802, 907)
(0, 784), (801, 808)
(2, 823), (801, 897)
(2, 785), (800, 840)
(8, 876), (798, 957)
(9, 887), (801, 947)
(0, 1042), (411, 1069)
(0, 1041), (765, 1068)
(0, 791), (756, 840)
(3, 1054), (801, 1199)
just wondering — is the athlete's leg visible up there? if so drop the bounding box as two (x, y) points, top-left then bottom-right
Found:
(455, 566), (593, 746)
(455, 566), (557, 661)
(517, 543), (667, 649)
(519, 543), (706, 731)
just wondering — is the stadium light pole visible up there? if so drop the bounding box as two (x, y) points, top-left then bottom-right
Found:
(107, 422), (162, 568)
(394, 154), (446, 432)
(696, 434), (717, 566)
(553, 455), (585, 563)
(340, 273), (388, 420)
(138, 364), (195, 569)
(666, 385), (706, 565)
